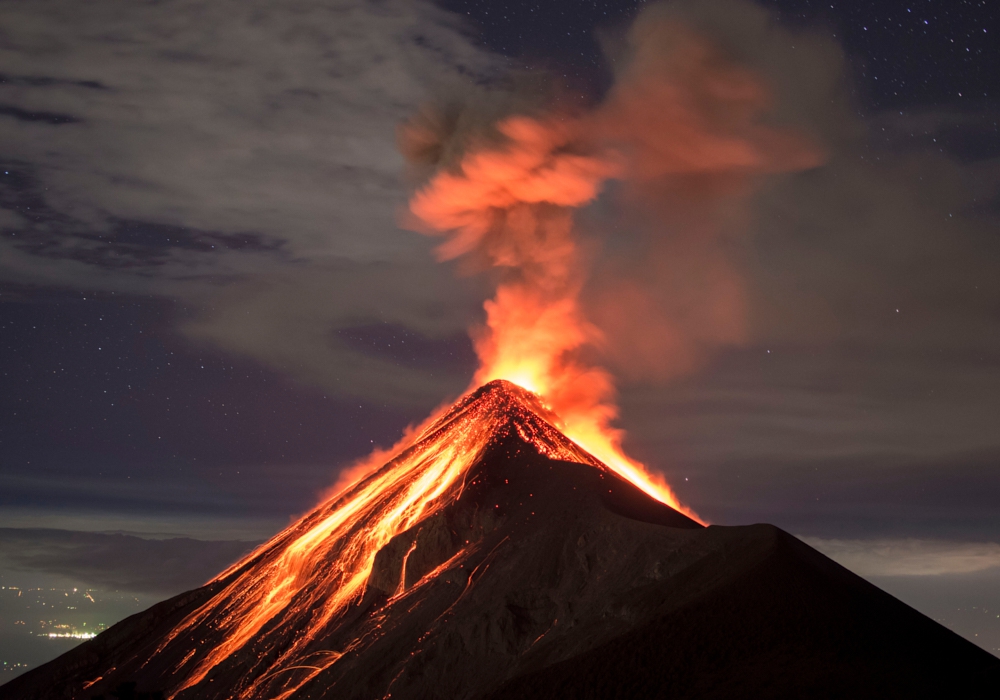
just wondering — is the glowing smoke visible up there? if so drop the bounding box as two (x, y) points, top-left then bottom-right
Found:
(401, 9), (822, 516)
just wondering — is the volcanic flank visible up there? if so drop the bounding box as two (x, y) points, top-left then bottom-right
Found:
(3, 381), (998, 700)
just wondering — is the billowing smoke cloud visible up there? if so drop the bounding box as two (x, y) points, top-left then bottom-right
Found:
(590, 11), (822, 380)
(398, 6), (821, 516)
(401, 5), (821, 433)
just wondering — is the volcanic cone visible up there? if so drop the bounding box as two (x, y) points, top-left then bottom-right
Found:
(3, 381), (997, 700)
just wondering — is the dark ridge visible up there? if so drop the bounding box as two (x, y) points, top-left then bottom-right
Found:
(599, 469), (701, 529)
(489, 528), (1000, 700)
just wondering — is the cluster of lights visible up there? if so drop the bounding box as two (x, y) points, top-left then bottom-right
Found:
(46, 632), (96, 640)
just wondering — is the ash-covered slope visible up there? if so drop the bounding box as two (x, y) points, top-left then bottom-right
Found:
(3, 381), (998, 699)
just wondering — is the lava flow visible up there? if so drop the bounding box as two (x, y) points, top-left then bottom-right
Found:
(148, 381), (609, 699)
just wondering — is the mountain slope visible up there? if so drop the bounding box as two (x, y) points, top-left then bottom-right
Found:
(2, 380), (997, 699)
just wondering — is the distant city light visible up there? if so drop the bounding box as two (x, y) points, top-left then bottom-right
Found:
(46, 632), (96, 639)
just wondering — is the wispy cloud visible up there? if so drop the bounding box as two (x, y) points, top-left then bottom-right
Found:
(803, 537), (1000, 577)
(0, 0), (499, 405)
(0, 528), (258, 594)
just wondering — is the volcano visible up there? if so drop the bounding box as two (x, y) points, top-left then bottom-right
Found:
(3, 380), (998, 699)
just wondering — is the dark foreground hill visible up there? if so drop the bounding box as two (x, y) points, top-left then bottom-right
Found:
(3, 381), (998, 699)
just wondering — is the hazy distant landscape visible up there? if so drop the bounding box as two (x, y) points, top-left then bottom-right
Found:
(0, 585), (152, 680)
(0, 528), (257, 679)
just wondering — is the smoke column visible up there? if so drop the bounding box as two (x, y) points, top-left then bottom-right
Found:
(402, 8), (821, 517)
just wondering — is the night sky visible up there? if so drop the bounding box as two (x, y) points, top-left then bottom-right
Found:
(1, 0), (999, 667)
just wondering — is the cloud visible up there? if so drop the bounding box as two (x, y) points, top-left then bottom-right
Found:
(0, 0), (495, 247)
(0, 0), (500, 405)
(803, 536), (1000, 577)
(0, 528), (258, 594)
(181, 259), (485, 404)
(592, 3), (1000, 529)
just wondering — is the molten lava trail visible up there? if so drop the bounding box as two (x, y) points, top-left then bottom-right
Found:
(153, 380), (639, 699)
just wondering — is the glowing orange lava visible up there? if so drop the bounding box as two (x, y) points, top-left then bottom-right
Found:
(153, 382), (609, 699)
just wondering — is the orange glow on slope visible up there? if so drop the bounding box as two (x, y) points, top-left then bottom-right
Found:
(164, 405), (479, 696)
(154, 383), (601, 699)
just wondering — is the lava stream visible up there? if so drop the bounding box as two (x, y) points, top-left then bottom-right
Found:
(159, 382), (615, 698)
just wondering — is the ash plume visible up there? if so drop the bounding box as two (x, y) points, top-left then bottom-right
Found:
(400, 2), (822, 511)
